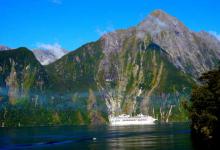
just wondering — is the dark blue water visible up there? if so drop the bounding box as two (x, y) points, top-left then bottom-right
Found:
(0, 123), (194, 150)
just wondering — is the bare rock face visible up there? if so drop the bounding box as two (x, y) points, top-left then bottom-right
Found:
(33, 48), (68, 65)
(100, 10), (220, 79)
(136, 10), (220, 77)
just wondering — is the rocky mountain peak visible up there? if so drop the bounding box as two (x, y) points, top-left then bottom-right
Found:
(0, 45), (11, 51)
(149, 9), (177, 24)
(150, 10), (183, 25)
(100, 10), (220, 78)
(33, 48), (68, 65)
(137, 10), (188, 38)
(150, 9), (166, 17)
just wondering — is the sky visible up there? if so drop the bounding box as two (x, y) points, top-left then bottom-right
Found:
(0, 0), (219, 51)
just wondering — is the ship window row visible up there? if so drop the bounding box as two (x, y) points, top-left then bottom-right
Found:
(112, 119), (147, 121)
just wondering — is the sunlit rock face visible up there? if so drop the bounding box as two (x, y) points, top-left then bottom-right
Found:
(136, 10), (220, 77)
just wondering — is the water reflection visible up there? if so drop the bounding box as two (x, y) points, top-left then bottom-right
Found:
(104, 124), (191, 150)
(0, 123), (194, 150)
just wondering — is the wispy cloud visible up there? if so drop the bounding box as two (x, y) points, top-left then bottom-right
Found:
(209, 31), (220, 41)
(51, 0), (62, 5)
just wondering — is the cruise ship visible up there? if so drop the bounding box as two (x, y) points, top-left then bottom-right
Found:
(109, 114), (157, 126)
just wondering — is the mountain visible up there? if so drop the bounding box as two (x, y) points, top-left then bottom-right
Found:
(136, 10), (220, 77)
(46, 10), (220, 120)
(0, 47), (49, 105)
(46, 39), (194, 119)
(0, 45), (68, 66)
(0, 47), (104, 126)
(0, 48), (59, 127)
(33, 47), (68, 65)
(0, 10), (220, 126)
(0, 45), (11, 51)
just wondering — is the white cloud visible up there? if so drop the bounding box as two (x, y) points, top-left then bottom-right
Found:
(209, 31), (220, 41)
(37, 43), (67, 59)
(51, 0), (62, 5)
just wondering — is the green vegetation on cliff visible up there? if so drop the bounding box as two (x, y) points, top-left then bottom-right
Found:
(0, 46), (108, 127)
(46, 41), (104, 92)
(0, 47), (49, 104)
(0, 39), (196, 127)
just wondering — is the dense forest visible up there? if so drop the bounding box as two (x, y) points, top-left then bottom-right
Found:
(187, 67), (220, 149)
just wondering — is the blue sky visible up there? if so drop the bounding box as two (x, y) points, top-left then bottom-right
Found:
(0, 0), (219, 50)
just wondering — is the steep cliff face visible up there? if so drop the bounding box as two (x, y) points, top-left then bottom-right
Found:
(46, 42), (192, 121)
(136, 10), (220, 77)
(97, 38), (193, 116)
(0, 48), (49, 105)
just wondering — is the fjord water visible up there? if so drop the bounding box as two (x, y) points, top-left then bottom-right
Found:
(0, 123), (194, 150)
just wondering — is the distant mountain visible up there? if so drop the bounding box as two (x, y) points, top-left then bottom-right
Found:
(0, 45), (11, 51)
(0, 45), (68, 65)
(0, 10), (220, 126)
(0, 48), (95, 126)
(33, 47), (68, 65)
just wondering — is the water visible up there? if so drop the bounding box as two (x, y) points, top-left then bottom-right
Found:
(0, 123), (195, 150)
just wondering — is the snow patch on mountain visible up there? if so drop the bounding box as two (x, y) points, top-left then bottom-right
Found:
(33, 43), (68, 65)
(0, 45), (11, 51)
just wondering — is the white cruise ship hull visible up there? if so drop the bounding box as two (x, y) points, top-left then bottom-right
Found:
(109, 114), (157, 126)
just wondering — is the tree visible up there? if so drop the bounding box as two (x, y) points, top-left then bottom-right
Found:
(188, 67), (220, 148)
